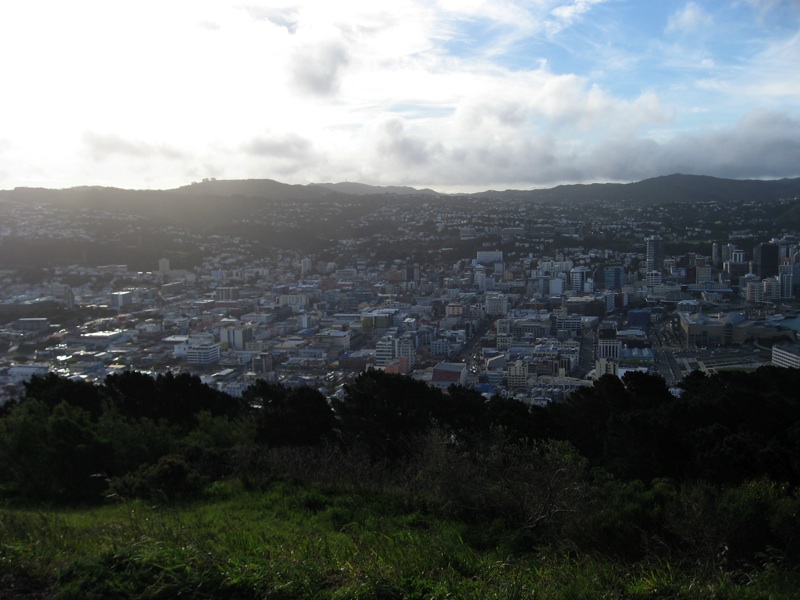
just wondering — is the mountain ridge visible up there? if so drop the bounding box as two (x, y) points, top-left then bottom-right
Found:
(6, 173), (800, 205)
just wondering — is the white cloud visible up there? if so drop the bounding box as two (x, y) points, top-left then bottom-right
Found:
(0, 0), (796, 191)
(666, 2), (713, 34)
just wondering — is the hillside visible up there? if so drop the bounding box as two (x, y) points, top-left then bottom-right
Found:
(1, 368), (799, 598)
(5, 174), (800, 218)
(476, 173), (800, 205)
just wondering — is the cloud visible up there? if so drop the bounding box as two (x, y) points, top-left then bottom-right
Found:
(244, 5), (299, 33)
(548, 0), (606, 35)
(666, 2), (713, 34)
(376, 119), (443, 168)
(242, 133), (314, 160)
(288, 40), (350, 96)
(567, 110), (800, 182)
(82, 133), (185, 162)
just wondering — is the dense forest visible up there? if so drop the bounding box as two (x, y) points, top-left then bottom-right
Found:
(1, 368), (799, 597)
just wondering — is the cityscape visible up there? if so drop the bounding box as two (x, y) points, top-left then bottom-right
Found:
(3, 2), (800, 595)
(3, 175), (800, 406)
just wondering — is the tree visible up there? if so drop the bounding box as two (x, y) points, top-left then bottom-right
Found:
(243, 380), (335, 447)
(333, 370), (440, 459)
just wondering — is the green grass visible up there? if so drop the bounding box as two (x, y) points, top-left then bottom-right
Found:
(1, 480), (797, 599)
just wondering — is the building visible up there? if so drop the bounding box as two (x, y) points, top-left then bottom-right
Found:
(604, 266), (625, 290)
(597, 336), (621, 360)
(430, 362), (468, 388)
(646, 236), (665, 273)
(507, 359), (529, 389)
(779, 263), (794, 299)
(772, 344), (800, 369)
(215, 287), (240, 302)
(222, 326), (254, 351)
(13, 318), (50, 332)
(753, 242), (779, 279)
(110, 291), (133, 309)
(279, 294), (308, 313)
(627, 309), (651, 331)
(476, 250), (503, 265)
(397, 335), (416, 369)
(485, 293), (509, 317)
(375, 335), (397, 367)
(569, 266), (589, 293)
(696, 265), (713, 284)
(644, 270), (662, 288)
(185, 342), (221, 365)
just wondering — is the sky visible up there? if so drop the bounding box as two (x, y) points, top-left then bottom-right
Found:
(0, 1), (798, 193)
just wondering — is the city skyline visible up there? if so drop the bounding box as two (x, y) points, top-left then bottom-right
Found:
(1, 1), (798, 193)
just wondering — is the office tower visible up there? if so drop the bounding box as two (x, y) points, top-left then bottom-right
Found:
(646, 236), (664, 273)
(604, 266), (624, 290)
(753, 243), (779, 278)
(780, 263), (794, 299)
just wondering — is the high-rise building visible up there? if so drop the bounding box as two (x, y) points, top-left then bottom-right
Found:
(375, 335), (398, 367)
(569, 266), (589, 293)
(753, 243), (779, 279)
(779, 263), (794, 299)
(646, 236), (665, 273)
(603, 266), (624, 290)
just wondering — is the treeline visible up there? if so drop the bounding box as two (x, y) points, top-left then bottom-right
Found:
(1, 368), (799, 571)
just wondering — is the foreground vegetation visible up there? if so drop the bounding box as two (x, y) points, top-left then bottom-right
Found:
(4, 480), (798, 599)
(1, 368), (799, 597)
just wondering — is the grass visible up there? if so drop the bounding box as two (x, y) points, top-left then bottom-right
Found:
(1, 480), (797, 599)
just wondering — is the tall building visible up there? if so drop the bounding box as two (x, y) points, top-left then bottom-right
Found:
(753, 243), (779, 279)
(397, 336), (415, 369)
(603, 266), (624, 290)
(375, 335), (398, 367)
(507, 359), (529, 389)
(779, 263), (794, 299)
(569, 266), (589, 293)
(646, 236), (665, 273)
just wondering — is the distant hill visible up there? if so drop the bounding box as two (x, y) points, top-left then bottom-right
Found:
(310, 182), (440, 196)
(173, 178), (334, 201)
(4, 175), (800, 223)
(475, 174), (800, 205)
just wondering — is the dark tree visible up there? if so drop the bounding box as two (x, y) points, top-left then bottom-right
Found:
(243, 380), (335, 447)
(332, 370), (440, 459)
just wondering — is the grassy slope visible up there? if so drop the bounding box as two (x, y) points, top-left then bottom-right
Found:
(2, 480), (797, 599)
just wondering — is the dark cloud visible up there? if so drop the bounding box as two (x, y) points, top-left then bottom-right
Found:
(82, 132), (184, 162)
(377, 119), (443, 168)
(367, 109), (800, 189)
(242, 133), (313, 160)
(289, 41), (350, 96)
(574, 110), (800, 182)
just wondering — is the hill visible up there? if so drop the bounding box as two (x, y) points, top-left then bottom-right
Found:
(6, 174), (800, 212)
(475, 173), (800, 205)
(310, 181), (440, 196)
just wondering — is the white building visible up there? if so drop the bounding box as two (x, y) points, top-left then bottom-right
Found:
(185, 343), (221, 365)
(772, 344), (800, 369)
(507, 359), (529, 389)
